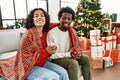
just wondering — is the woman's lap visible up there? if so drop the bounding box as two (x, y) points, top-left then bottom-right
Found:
(43, 61), (68, 75)
(26, 64), (60, 80)
(26, 61), (69, 80)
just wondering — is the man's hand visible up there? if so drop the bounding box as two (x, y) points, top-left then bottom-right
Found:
(70, 46), (82, 59)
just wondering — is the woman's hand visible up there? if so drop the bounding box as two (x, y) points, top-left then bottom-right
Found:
(46, 43), (57, 54)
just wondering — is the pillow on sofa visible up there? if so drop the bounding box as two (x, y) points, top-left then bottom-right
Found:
(0, 29), (25, 53)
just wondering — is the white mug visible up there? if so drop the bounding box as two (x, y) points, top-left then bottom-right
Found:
(103, 57), (113, 68)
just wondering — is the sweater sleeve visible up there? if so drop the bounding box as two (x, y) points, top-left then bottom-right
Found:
(49, 52), (71, 59)
(36, 48), (50, 66)
(47, 31), (71, 59)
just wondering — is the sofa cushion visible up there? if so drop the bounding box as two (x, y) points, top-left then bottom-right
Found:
(78, 66), (83, 80)
(0, 29), (26, 54)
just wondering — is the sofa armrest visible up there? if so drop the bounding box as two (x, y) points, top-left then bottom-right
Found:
(0, 28), (26, 54)
(0, 51), (17, 59)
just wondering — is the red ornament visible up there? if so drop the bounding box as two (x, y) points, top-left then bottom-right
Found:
(71, 46), (80, 56)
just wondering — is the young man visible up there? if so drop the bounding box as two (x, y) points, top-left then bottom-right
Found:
(47, 6), (92, 80)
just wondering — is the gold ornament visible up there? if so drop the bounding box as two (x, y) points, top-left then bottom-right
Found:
(78, 20), (81, 23)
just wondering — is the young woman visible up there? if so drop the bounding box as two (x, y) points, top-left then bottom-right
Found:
(0, 8), (69, 80)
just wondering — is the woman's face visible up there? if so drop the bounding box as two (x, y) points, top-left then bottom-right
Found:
(33, 10), (46, 27)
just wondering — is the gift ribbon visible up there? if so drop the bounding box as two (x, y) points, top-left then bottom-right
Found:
(92, 31), (100, 46)
(101, 37), (108, 50)
(111, 36), (116, 49)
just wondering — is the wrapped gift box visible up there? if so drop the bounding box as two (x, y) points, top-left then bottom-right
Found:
(111, 35), (117, 49)
(103, 49), (118, 63)
(90, 39), (102, 46)
(90, 30), (100, 40)
(91, 46), (103, 58)
(117, 33), (120, 44)
(79, 37), (91, 50)
(117, 44), (120, 62)
(90, 30), (101, 46)
(101, 36), (112, 50)
(91, 57), (103, 69)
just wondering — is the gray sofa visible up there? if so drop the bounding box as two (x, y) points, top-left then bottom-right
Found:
(0, 28), (83, 80)
(0, 29), (26, 59)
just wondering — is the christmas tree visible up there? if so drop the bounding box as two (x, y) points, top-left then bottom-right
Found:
(73, 0), (105, 38)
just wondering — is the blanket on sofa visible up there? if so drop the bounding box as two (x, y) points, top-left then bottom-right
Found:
(0, 27), (41, 80)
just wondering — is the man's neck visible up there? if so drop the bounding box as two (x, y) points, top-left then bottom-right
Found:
(58, 26), (67, 32)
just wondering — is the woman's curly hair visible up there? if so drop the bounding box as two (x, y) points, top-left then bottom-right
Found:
(25, 8), (50, 32)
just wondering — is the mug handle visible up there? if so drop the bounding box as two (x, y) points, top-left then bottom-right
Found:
(110, 58), (113, 66)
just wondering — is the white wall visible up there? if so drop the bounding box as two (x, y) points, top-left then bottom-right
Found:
(101, 0), (120, 14)
(48, 0), (60, 22)
(100, 0), (120, 22)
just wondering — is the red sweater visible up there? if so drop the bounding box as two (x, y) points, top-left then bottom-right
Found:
(36, 32), (50, 66)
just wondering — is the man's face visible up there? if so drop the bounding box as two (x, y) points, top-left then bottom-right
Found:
(59, 12), (73, 31)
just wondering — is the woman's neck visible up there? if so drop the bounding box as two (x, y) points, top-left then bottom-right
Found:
(36, 27), (43, 37)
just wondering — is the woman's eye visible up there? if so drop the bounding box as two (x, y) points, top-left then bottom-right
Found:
(41, 14), (45, 17)
(34, 15), (38, 18)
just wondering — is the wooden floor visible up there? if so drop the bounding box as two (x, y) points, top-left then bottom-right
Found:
(92, 63), (120, 80)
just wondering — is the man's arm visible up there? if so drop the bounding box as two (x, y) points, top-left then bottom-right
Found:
(47, 32), (71, 59)
(49, 52), (71, 59)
